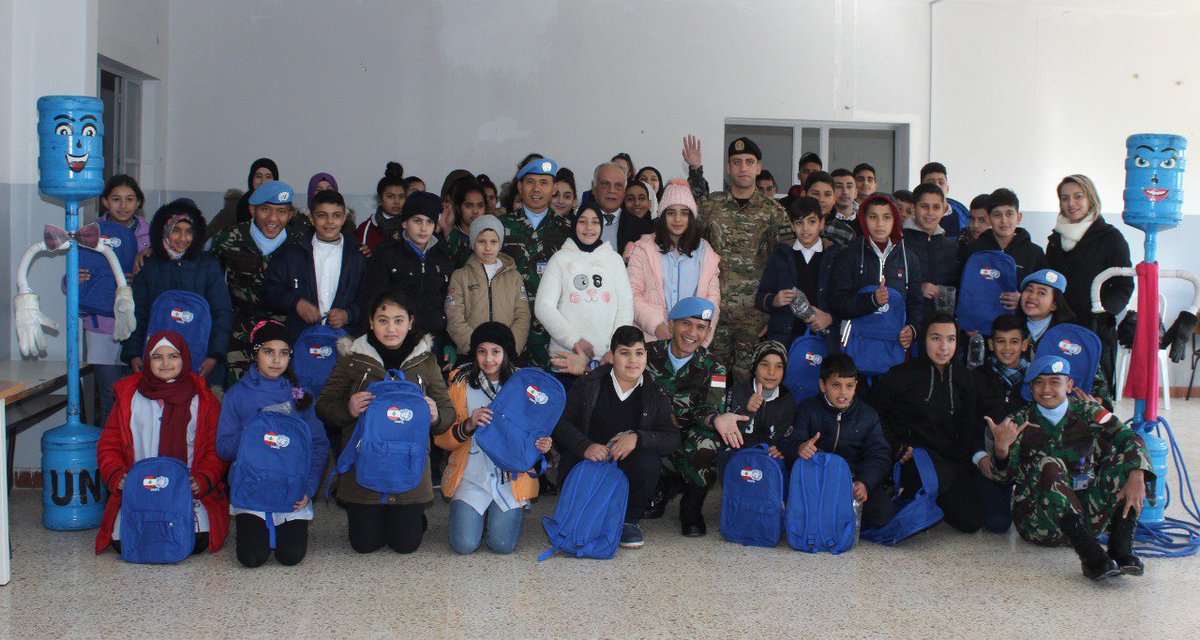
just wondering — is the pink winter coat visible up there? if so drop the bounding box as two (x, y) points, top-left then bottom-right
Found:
(625, 233), (721, 346)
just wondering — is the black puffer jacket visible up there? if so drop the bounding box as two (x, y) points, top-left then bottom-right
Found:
(552, 365), (680, 458)
(1045, 217), (1133, 319)
(724, 379), (796, 447)
(357, 234), (453, 335)
(779, 394), (892, 490)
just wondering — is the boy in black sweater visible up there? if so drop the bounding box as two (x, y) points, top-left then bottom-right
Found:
(779, 353), (894, 527)
(971, 313), (1030, 533)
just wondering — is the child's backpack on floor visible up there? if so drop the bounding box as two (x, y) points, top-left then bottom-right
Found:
(145, 289), (212, 373)
(229, 411), (312, 514)
(119, 456), (196, 564)
(538, 460), (628, 560)
(79, 219), (138, 319)
(293, 324), (347, 397)
(720, 444), (787, 547)
(784, 329), (830, 404)
(957, 250), (1018, 335)
(860, 447), (944, 545)
(843, 286), (906, 376)
(1021, 323), (1102, 401)
(475, 367), (564, 475)
(786, 451), (858, 554)
(329, 369), (431, 496)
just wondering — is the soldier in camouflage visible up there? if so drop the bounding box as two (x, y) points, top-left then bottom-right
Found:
(991, 356), (1151, 580)
(210, 180), (303, 387)
(500, 157), (572, 368)
(698, 137), (793, 384)
(643, 297), (755, 537)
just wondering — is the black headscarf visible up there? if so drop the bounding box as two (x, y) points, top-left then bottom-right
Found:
(236, 157), (280, 224)
(570, 203), (604, 253)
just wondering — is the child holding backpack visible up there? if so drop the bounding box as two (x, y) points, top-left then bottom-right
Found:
(436, 322), (552, 554)
(716, 341), (794, 469)
(95, 331), (229, 556)
(316, 290), (453, 554)
(215, 321), (329, 567)
(779, 353), (894, 528)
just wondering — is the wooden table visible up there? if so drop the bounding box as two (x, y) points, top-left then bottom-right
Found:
(0, 361), (95, 587)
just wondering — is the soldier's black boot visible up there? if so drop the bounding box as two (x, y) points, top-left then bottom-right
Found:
(1107, 502), (1144, 576)
(643, 476), (677, 520)
(679, 484), (708, 537)
(1060, 512), (1121, 581)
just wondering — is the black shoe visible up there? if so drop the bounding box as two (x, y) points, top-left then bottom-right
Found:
(643, 476), (680, 520)
(1107, 502), (1145, 576)
(679, 484), (708, 537)
(539, 474), (558, 496)
(1060, 513), (1122, 581)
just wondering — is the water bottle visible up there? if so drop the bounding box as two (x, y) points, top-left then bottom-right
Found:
(966, 333), (986, 369)
(789, 289), (816, 322)
(852, 498), (863, 549)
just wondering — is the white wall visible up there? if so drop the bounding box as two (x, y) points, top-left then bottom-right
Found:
(163, 0), (931, 215)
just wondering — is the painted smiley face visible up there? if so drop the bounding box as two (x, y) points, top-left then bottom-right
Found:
(1123, 133), (1187, 231)
(37, 95), (106, 200)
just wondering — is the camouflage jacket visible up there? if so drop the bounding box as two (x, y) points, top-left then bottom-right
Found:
(445, 226), (473, 270)
(209, 221), (303, 348)
(698, 190), (792, 310)
(499, 209), (572, 304)
(644, 339), (727, 434)
(994, 398), (1151, 486)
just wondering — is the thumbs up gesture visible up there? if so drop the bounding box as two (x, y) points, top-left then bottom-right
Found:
(796, 434), (821, 460)
(874, 277), (889, 306)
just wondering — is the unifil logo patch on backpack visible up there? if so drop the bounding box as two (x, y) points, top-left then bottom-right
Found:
(979, 267), (1001, 280)
(308, 345), (333, 358)
(142, 475), (170, 491)
(170, 308), (194, 323)
(526, 385), (549, 405)
(740, 466), (764, 483)
(805, 351), (823, 366)
(386, 406), (413, 423)
(1058, 339), (1082, 356)
(263, 432), (291, 449)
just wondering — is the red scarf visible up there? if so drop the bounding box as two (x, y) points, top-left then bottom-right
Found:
(137, 330), (197, 462)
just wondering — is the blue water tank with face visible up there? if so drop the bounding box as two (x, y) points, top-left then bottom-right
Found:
(1123, 133), (1187, 233)
(36, 95), (106, 201)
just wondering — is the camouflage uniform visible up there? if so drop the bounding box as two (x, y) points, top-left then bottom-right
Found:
(994, 398), (1152, 546)
(445, 226), (472, 270)
(698, 190), (792, 383)
(499, 209), (572, 368)
(645, 339), (727, 488)
(210, 221), (303, 385)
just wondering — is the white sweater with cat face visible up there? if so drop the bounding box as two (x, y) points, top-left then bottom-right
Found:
(534, 238), (634, 360)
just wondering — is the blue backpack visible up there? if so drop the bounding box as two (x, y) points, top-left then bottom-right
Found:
(860, 447), (944, 545)
(1022, 323), (1102, 401)
(843, 286), (906, 376)
(229, 411), (312, 514)
(784, 329), (830, 404)
(329, 369), (431, 497)
(720, 444), (787, 547)
(538, 460), (629, 560)
(786, 451), (858, 554)
(146, 290), (212, 372)
(79, 220), (138, 318)
(475, 368), (564, 475)
(292, 324), (347, 397)
(957, 250), (1018, 335)
(119, 456), (196, 563)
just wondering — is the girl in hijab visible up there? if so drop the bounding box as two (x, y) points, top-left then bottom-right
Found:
(95, 331), (229, 556)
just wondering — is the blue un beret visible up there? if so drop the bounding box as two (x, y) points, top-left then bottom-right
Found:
(1024, 355), (1071, 383)
(248, 180), (294, 206)
(1021, 268), (1067, 294)
(516, 157), (559, 180)
(668, 296), (715, 321)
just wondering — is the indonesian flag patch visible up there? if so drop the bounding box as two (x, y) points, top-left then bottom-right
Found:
(711, 374), (726, 389)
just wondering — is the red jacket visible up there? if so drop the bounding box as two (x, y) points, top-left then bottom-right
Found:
(355, 216), (391, 253)
(94, 372), (229, 554)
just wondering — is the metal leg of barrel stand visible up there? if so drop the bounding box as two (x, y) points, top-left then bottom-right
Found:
(1188, 333), (1200, 400)
(1, 400), (12, 585)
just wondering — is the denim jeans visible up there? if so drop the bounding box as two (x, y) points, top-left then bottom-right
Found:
(448, 499), (525, 555)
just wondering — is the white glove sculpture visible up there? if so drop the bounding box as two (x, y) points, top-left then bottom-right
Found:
(14, 291), (58, 357)
(112, 285), (135, 341)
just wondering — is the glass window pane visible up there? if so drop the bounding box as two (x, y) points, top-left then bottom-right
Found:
(123, 80), (141, 180)
(828, 128), (896, 193)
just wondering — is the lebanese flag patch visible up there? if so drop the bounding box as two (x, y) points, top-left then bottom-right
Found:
(711, 374), (726, 389)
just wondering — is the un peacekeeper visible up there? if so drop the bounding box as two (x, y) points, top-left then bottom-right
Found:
(643, 297), (751, 537)
(989, 356), (1152, 581)
(699, 137), (792, 383)
(211, 180), (303, 385)
(499, 157), (572, 368)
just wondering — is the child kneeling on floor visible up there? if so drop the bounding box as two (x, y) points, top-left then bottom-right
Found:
(95, 331), (229, 556)
(989, 355), (1152, 580)
(778, 353), (894, 527)
(216, 320), (329, 567)
(437, 322), (552, 554)
(715, 341), (795, 470)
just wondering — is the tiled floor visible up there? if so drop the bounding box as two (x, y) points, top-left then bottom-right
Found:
(4, 398), (1200, 638)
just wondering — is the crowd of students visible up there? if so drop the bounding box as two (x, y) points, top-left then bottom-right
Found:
(85, 135), (1150, 580)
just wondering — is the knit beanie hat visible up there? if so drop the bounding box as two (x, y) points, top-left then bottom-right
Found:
(399, 190), (442, 224)
(250, 320), (291, 352)
(751, 340), (788, 372)
(470, 321), (516, 363)
(657, 179), (697, 218)
(469, 214), (505, 246)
